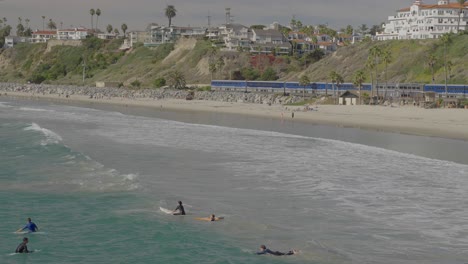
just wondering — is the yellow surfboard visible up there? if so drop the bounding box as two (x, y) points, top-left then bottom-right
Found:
(194, 217), (224, 222)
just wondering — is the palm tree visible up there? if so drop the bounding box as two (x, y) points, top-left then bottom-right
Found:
(114, 28), (120, 36)
(167, 70), (186, 89)
(90, 9), (95, 30)
(427, 54), (437, 83)
(369, 46), (382, 98)
(365, 57), (375, 98)
(165, 5), (177, 27)
(457, 0), (467, 33)
(209, 62), (217, 80)
(353, 70), (366, 105)
(447, 60), (453, 80)
(121, 23), (128, 38)
(335, 73), (344, 104)
(47, 19), (57, 30)
(216, 57), (225, 78)
(299, 75), (310, 99)
(329, 71), (338, 98)
(95, 9), (101, 31)
(381, 49), (392, 101)
(41, 16), (45, 31)
(106, 24), (113, 34)
(440, 33), (452, 97)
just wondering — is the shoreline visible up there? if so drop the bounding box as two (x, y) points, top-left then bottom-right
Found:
(2, 91), (468, 141)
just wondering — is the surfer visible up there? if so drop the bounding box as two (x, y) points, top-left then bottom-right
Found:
(15, 237), (31, 253)
(17, 218), (39, 233)
(173, 201), (186, 215)
(210, 214), (216, 221)
(256, 245), (296, 256)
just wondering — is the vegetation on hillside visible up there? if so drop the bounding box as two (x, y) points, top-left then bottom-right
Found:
(0, 33), (467, 87)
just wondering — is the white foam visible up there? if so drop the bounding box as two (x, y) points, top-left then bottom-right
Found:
(19, 107), (53, 112)
(24, 123), (63, 145)
(0, 102), (13, 108)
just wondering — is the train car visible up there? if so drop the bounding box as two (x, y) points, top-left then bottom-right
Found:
(424, 84), (467, 96)
(247, 81), (284, 93)
(211, 80), (246, 91)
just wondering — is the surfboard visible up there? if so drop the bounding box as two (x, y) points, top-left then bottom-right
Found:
(160, 207), (176, 215)
(13, 231), (46, 235)
(194, 217), (224, 222)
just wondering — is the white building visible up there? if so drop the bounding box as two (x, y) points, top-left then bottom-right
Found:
(219, 24), (252, 51)
(57, 28), (90, 40)
(31, 30), (57, 43)
(4, 36), (30, 48)
(377, 0), (468, 40)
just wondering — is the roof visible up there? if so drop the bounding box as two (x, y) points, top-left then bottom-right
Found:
(226, 24), (248, 31)
(398, 2), (468, 12)
(32, 30), (56, 35)
(339, 91), (359, 98)
(253, 29), (284, 39)
(59, 28), (90, 32)
(318, 41), (335, 46)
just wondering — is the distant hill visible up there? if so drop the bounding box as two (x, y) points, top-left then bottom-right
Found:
(0, 35), (466, 87)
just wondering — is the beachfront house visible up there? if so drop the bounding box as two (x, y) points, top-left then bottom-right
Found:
(250, 29), (291, 55)
(57, 28), (90, 40)
(377, 0), (468, 40)
(31, 30), (57, 43)
(220, 24), (252, 51)
(146, 26), (206, 46)
(3, 36), (30, 48)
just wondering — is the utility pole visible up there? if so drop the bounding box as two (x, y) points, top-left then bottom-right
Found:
(207, 11), (211, 28)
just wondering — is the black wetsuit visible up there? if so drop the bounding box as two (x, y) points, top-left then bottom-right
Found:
(175, 205), (185, 215)
(256, 249), (294, 256)
(15, 242), (30, 253)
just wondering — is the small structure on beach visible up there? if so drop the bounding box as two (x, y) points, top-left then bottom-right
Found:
(339, 91), (359, 105)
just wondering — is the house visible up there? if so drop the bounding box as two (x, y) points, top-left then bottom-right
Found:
(127, 31), (150, 47)
(220, 24), (252, 51)
(291, 39), (319, 55)
(57, 28), (90, 40)
(377, 0), (468, 40)
(3, 36), (30, 48)
(339, 91), (359, 105)
(250, 29), (291, 55)
(318, 41), (337, 52)
(31, 30), (57, 43)
(146, 26), (206, 46)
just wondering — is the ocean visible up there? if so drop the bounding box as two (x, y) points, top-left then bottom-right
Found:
(1, 98), (468, 264)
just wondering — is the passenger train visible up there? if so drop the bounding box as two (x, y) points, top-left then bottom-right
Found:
(211, 80), (467, 97)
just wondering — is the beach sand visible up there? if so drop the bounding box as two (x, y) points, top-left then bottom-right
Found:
(2, 91), (468, 141)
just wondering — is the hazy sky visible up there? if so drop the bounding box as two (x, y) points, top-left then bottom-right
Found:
(0, 0), (413, 31)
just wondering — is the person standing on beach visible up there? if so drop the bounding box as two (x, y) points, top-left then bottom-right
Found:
(173, 201), (186, 215)
(292, 112), (295, 119)
(15, 237), (31, 253)
(17, 218), (39, 233)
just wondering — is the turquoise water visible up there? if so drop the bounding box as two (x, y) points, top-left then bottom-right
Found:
(0, 121), (289, 264)
(2, 99), (468, 264)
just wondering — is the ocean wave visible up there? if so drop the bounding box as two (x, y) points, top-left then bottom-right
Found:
(19, 107), (54, 112)
(0, 102), (13, 108)
(23, 123), (63, 145)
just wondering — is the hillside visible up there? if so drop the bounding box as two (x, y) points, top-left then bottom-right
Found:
(0, 35), (466, 87)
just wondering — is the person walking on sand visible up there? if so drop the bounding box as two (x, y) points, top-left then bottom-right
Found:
(291, 112), (295, 119)
(17, 218), (39, 233)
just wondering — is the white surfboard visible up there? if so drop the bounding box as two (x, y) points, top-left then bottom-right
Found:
(160, 207), (175, 215)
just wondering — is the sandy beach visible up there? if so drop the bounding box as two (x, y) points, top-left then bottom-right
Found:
(2, 91), (468, 141)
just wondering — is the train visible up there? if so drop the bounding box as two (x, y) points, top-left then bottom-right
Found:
(211, 80), (468, 97)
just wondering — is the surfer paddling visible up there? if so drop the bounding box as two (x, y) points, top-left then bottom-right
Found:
(173, 201), (186, 215)
(16, 218), (39, 233)
(256, 245), (296, 256)
(15, 237), (32, 253)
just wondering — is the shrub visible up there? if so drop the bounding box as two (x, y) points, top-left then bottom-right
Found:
(130, 80), (141, 88)
(153, 77), (166, 88)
